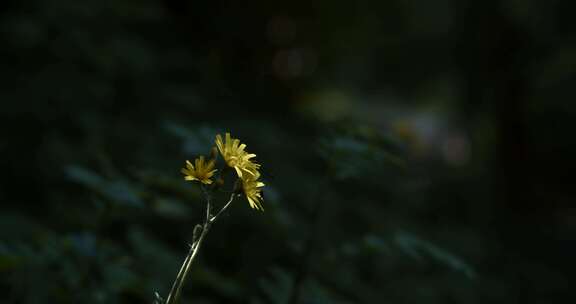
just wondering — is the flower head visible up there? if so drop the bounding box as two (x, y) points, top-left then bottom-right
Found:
(241, 173), (265, 211)
(181, 156), (217, 184)
(215, 133), (260, 178)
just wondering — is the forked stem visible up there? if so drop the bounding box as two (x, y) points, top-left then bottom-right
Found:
(210, 193), (236, 223)
(162, 191), (236, 304)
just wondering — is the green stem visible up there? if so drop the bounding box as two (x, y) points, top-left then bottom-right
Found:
(164, 243), (194, 304)
(162, 190), (235, 304)
(210, 193), (236, 223)
(171, 224), (209, 302)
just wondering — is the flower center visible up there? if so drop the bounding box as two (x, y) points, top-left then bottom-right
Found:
(228, 157), (239, 167)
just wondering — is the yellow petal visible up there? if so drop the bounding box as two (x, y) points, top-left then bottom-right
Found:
(241, 167), (256, 176)
(232, 139), (240, 150)
(215, 134), (224, 154)
(185, 160), (194, 170)
(225, 133), (232, 150)
(234, 166), (243, 178)
(238, 143), (246, 153)
(247, 196), (256, 209)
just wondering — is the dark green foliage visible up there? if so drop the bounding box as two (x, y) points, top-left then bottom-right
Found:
(1, 0), (574, 303)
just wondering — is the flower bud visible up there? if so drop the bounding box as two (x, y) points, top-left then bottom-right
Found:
(209, 146), (219, 161)
(193, 224), (203, 241)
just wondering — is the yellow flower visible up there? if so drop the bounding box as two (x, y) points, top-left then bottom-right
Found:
(215, 133), (260, 178)
(181, 156), (217, 184)
(241, 174), (265, 211)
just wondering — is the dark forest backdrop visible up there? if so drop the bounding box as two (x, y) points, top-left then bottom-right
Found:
(1, 0), (575, 303)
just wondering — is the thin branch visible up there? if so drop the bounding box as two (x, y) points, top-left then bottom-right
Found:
(164, 186), (213, 304)
(172, 227), (208, 302)
(202, 185), (212, 220)
(210, 193), (236, 223)
(164, 240), (197, 304)
(162, 183), (238, 304)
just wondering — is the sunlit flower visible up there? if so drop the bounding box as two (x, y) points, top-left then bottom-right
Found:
(215, 133), (260, 178)
(241, 174), (265, 211)
(181, 156), (217, 184)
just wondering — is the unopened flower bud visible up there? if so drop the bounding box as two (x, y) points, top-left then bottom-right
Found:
(210, 146), (219, 161)
(193, 224), (203, 241)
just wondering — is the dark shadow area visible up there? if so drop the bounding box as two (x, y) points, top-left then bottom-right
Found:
(1, 0), (575, 303)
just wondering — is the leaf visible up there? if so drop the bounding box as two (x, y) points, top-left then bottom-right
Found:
(393, 231), (476, 279)
(317, 135), (404, 180)
(66, 165), (105, 189)
(152, 198), (192, 219)
(162, 123), (219, 155)
(65, 165), (144, 207)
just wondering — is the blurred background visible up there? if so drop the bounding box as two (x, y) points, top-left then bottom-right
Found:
(1, 0), (575, 303)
